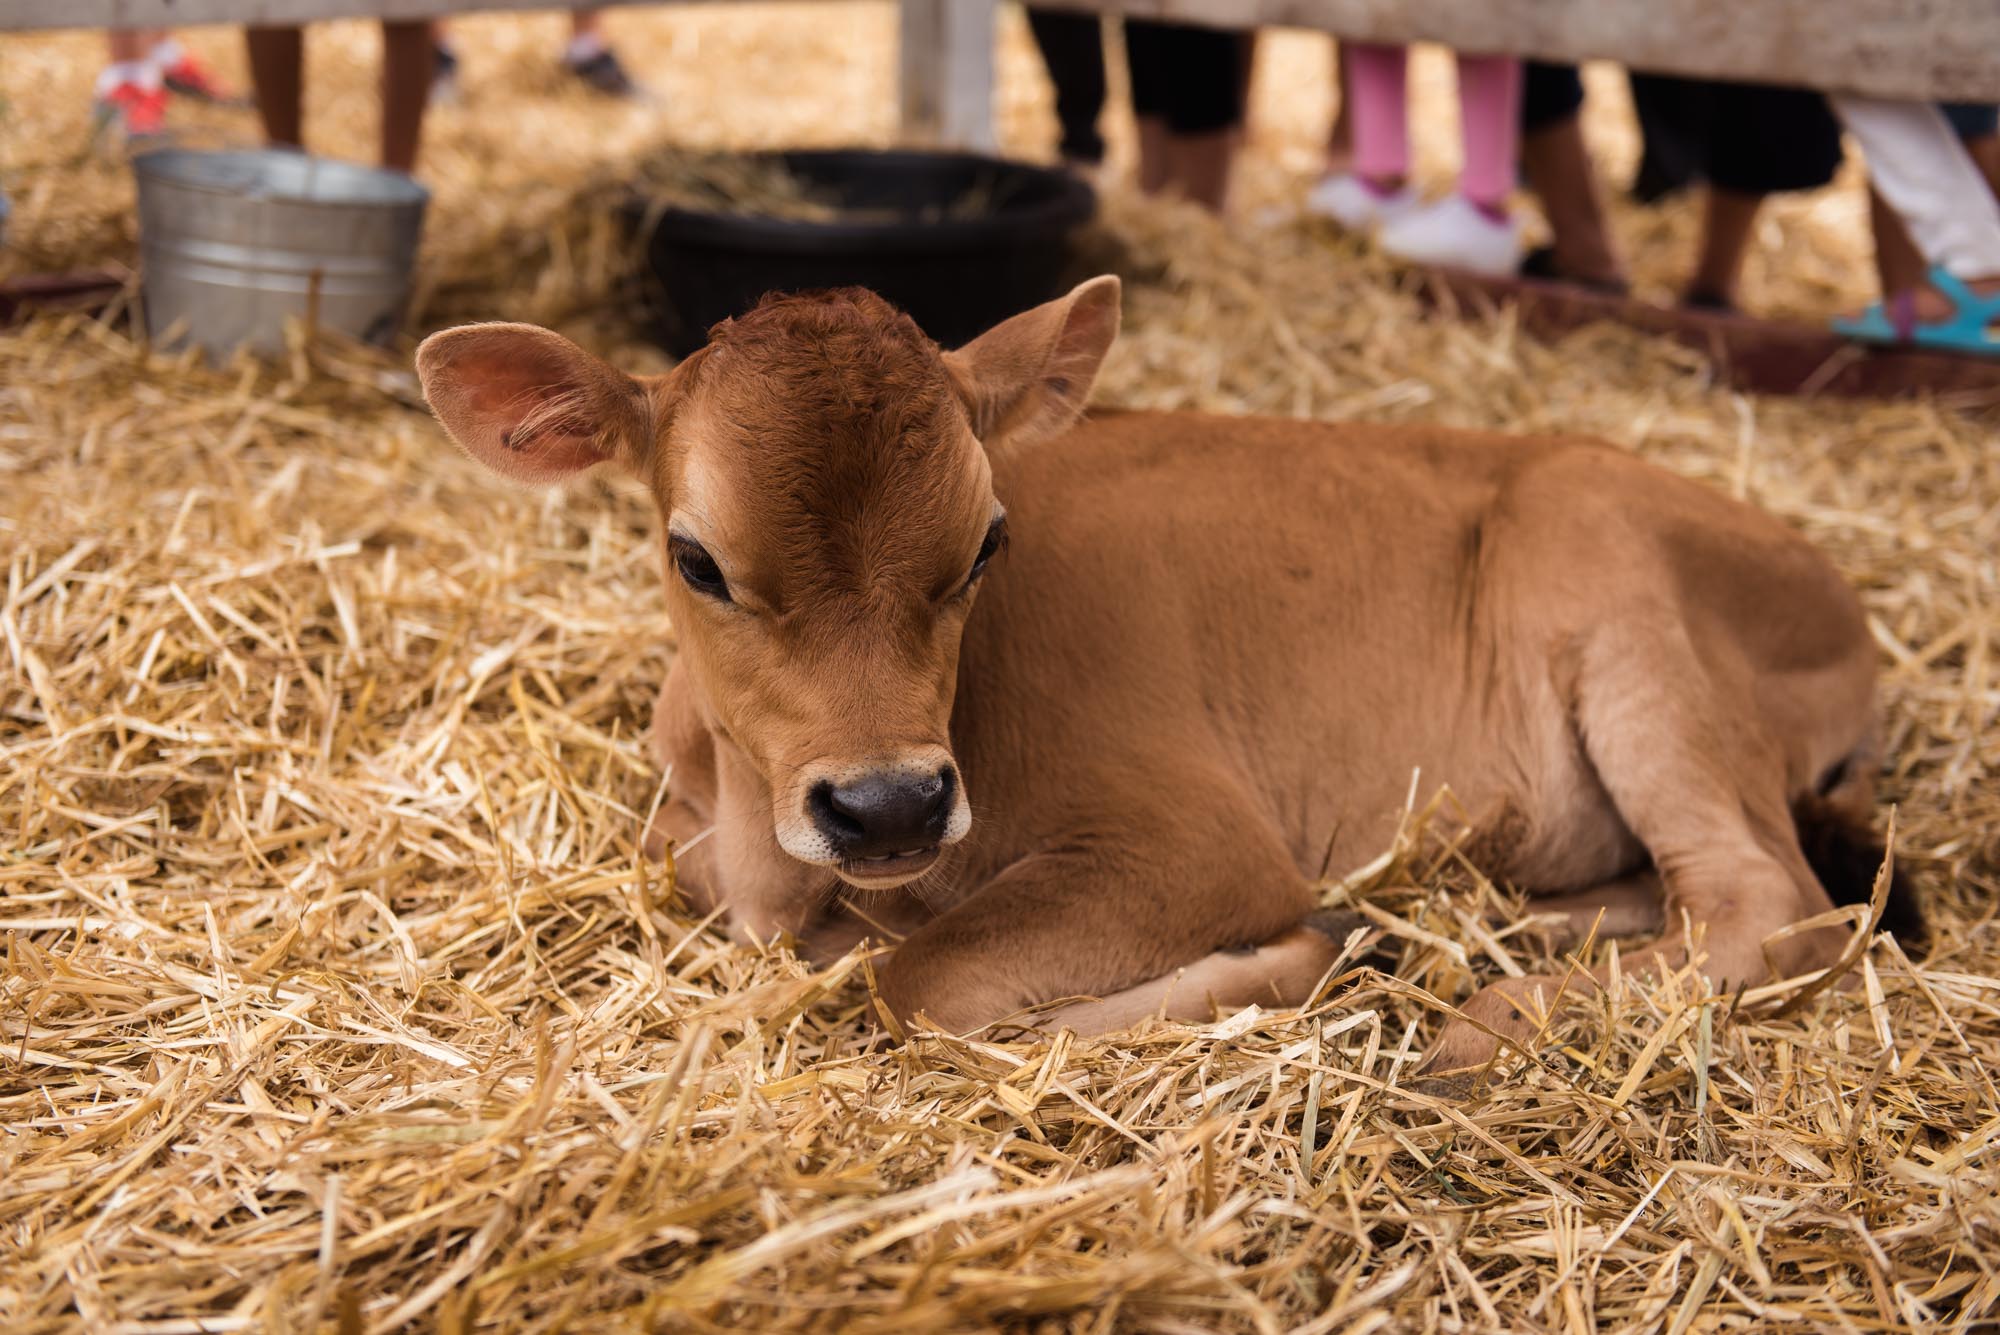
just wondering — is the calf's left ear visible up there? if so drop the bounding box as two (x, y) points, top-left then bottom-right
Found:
(944, 275), (1121, 451)
(416, 323), (657, 485)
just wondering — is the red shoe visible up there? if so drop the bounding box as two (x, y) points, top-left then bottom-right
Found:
(157, 45), (243, 104)
(93, 80), (168, 139)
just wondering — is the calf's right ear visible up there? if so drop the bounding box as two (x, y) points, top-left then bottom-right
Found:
(416, 323), (657, 485)
(945, 275), (1121, 452)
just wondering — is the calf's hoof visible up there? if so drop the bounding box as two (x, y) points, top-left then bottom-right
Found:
(1301, 908), (1399, 973)
(1407, 1063), (1483, 1101)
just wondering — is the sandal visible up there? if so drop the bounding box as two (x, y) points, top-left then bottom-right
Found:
(1834, 265), (2000, 357)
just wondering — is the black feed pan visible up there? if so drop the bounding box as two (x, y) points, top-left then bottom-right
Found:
(626, 149), (1096, 357)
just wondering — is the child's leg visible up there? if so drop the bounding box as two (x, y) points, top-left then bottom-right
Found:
(1456, 53), (1522, 210)
(1868, 186), (1927, 313)
(1324, 42), (1352, 175)
(1832, 96), (2000, 283)
(1345, 43), (1409, 187)
(1688, 187), (1763, 309)
(106, 31), (154, 63)
(1028, 9), (1108, 165)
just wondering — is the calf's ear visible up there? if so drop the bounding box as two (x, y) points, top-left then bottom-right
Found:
(416, 323), (657, 485)
(944, 275), (1120, 451)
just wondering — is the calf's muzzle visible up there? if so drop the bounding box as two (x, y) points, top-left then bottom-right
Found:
(809, 766), (958, 860)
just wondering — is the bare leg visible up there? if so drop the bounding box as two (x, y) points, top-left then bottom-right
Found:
(1521, 113), (1627, 287)
(245, 26), (305, 149)
(1869, 186), (1929, 302)
(1135, 115), (1171, 196)
(379, 20), (433, 173)
(1160, 128), (1237, 212)
(106, 30), (158, 62)
(1687, 186), (1763, 310)
(1324, 41), (1352, 175)
(1860, 181), (2000, 327)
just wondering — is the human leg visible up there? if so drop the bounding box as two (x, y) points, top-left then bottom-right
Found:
(97, 30), (168, 136)
(1520, 99), (1627, 288)
(1455, 53), (1521, 211)
(1026, 9), (1108, 165)
(1306, 42), (1415, 229)
(1686, 186), (1763, 311)
(1123, 20), (1247, 211)
(564, 8), (641, 97)
(1832, 97), (2000, 348)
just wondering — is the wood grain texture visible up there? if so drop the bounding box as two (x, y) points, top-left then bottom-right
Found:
(9, 0), (1995, 101)
(1031, 0), (2000, 101)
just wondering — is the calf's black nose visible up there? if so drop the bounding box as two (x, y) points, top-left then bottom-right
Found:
(809, 767), (955, 859)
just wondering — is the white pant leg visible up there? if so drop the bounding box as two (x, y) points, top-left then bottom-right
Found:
(1831, 95), (2000, 280)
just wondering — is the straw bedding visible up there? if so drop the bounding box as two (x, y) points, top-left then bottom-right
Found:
(4, 7), (1998, 1332)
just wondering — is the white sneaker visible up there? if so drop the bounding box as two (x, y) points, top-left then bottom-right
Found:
(1305, 171), (1417, 232)
(1378, 194), (1524, 275)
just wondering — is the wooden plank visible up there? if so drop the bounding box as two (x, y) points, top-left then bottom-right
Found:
(9, 0), (1997, 101)
(1027, 0), (2000, 102)
(0, 270), (130, 324)
(1423, 266), (2000, 404)
(898, 0), (946, 144)
(898, 0), (998, 150)
(0, 0), (763, 29)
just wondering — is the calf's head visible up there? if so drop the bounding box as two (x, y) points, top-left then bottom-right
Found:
(416, 278), (1120, 891)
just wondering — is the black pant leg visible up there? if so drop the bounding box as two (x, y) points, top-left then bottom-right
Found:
(1027, 9), (1108, 163)
(1126, 19), (1248, 136)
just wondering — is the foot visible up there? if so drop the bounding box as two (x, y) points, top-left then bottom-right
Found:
(1301, 907), (1399, 973)
(154, 45), (241, 104)
(1837, 268), (2000, 353)
(431, 43), (461, 104)
(93, 77), (168, 141)
(1913, 273), (2000, 321)
(1378, 194), (1524, 276)
(1305, 171), (1417, 233)
(564, 47), (643, 99)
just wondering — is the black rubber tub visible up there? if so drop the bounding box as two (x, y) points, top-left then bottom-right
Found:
(625, 149), (1096, 356)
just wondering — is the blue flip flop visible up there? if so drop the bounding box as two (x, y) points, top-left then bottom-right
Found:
(1834, 265), (2000, 357)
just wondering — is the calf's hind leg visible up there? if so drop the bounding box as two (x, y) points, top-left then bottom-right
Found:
(1517, 871), (1665, 946)
(1425, 625), (1847, 1079)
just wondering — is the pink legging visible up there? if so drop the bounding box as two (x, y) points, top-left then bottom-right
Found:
(1345, 43), (1522, 207)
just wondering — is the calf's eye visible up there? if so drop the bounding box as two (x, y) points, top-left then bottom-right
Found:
(672, 537), (731, 603)
(964, 517), (1008, 590)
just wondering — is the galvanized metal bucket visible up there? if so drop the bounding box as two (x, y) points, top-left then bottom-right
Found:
(135, 149), (428, 358)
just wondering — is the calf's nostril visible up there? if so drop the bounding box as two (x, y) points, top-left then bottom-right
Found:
(808, 781), (866, 842)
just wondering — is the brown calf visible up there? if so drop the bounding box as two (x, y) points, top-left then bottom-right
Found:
(417, 277), (1914, 1079)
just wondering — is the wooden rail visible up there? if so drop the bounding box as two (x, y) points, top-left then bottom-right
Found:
(8, 0), (1998, 104)
(1027, 0), (2000, 104)
(8, 0), (1998, 156)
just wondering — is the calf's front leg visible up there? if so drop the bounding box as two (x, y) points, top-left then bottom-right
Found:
(873, 789), (1356, 1036)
